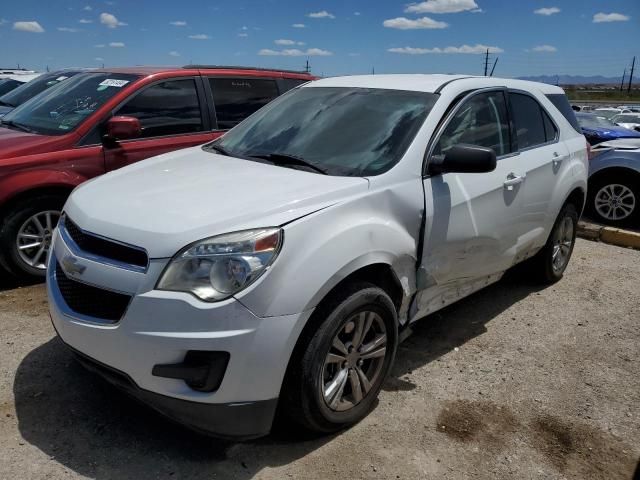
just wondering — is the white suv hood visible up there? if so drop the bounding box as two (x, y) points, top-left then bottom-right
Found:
(64, 146), (368, 258)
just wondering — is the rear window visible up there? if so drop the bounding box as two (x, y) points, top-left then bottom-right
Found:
(209, 78), (279, 129)
(546, 93), (581, 133)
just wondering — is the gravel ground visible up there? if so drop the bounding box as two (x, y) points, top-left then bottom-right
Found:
(0, 238), (638, 480)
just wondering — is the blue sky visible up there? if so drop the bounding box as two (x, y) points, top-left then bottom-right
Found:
(1, 0), (638, 78)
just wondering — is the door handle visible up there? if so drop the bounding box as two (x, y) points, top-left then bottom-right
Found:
(552, 151), (569, 166)
(504, 173), (525, 190)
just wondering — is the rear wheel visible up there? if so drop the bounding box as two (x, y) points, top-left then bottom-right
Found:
(524, 202), (578, 284)
(281, 283), (398, 434)
(587, 172), (639, 227)
(0, 194), (65, 279)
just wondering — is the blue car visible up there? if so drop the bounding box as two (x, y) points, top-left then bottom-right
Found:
(588, 139), (640, 227)
(576, 112), (640, 145)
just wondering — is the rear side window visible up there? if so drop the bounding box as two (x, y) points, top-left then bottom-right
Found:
(546, 93), (581, 133)
(434, 90), (511, 157)
(542, 109), (558, 142)
(116, 79), (203, 138)
(209, 78), (279, 129)
(278, 78), (308, 93)
(510, 93), (547, 149)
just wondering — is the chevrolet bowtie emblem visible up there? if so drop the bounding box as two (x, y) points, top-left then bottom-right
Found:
(61, 255), (86, 275)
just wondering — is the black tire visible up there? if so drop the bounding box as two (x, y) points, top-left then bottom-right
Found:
(587, 172), (640, 228)
(524, 202), (578, 284)
(280, 282), (398, 434)
(0, 194), (66, 279)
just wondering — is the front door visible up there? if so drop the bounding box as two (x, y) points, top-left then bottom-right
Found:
(104, 77), (221, 171)
(414, 89), (527, 318)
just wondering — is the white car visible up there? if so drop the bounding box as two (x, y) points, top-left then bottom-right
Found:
(612, 113), (640, 132)
(47, 74), (588, 439)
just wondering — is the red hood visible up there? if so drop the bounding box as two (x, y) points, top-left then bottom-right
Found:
(0, 127), (75, 160)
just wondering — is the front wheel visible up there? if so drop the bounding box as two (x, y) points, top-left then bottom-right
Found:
(280, 283), (398, 434)
(525, 202), (578, 284)
(0, 194), (65, 279)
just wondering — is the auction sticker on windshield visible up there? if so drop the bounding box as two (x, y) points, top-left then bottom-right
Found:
(98, 79), (130, 88)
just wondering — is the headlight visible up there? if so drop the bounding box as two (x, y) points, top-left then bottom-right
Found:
(157, 228), (282, 301)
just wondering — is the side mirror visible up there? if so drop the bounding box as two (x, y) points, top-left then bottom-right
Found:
(429, 144), (497, 175)
(103, 116), (141, 145)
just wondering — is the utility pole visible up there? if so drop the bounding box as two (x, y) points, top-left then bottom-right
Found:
(483, 49), (489, 76)
(627, 56), (635, 94)
(489, 57), (498, 76)
(304, 58), (310, 73)
(620, 68), (626, 91)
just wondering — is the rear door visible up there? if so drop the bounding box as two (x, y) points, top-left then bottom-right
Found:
(206, 76), (280, 131)
(508, 91), (568, 246)
(104, 77), (218, 171)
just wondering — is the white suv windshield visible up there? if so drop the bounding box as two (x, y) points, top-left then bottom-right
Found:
(211, 87), (438, 176)
(1, 72), (139, 136)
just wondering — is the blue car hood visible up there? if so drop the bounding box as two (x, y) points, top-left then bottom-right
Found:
(0, 105), (13, 117)
(582, 126), (640, 139)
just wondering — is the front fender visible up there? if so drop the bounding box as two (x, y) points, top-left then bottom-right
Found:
(235, 181), (424, 319)
(0, 168), (90, 206)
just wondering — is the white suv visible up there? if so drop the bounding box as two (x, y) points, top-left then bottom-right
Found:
(47, 75), (588, 439)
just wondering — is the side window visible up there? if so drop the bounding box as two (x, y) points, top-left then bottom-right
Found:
(278, 78), (308, 93)
(434, 91), (511, 157)
(542, 109), (558, 142)
(209, 78), (279, 130)
(510, 93), (547, 149)
(115, 79), (203, 138)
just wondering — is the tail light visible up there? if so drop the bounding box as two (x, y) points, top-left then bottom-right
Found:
(586, 140), (594, 161)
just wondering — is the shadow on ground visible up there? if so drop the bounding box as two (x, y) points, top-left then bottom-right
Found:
(0, 272), (41, 293)
(13, 271), (544, 479)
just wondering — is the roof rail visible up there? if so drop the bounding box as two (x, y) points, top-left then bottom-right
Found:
(182, 64), (310, 75)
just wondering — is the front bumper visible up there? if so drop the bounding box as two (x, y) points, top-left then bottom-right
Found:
(47, 228), (312, 438)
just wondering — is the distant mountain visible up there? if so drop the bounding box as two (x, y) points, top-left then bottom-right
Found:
(517, 75), (623, 85)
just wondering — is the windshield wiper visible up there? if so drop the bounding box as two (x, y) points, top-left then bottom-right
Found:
(248, 152), (328, 175)
(1, 120), (36, 134)
(206, 143), (232, 156)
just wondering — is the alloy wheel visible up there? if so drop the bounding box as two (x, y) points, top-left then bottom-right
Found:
(594, 183), (636, 221)
(551, 215), (574, 274)
(15, 210), (61, 270)
(321, 310), (388, 412)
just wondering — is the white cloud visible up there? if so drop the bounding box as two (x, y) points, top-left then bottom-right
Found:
(348, 52), (361, 57)
(593, 12), (630, 23)
(534, 7), (560, 16)
(275, 39), (305, 46)
(94, 44), (105, 48)
(292, 23), (306, 28)
(109, 42), (125, 47)
(168, 51), (180, 57)
(13, 21), (45, 33)
(188, 34), (210, 39)
(95, 57), (104, 62)
(238, 33), (248, 37)
(57, 27), (79, 32)
(307, 11), (335, 19)
(0, 18), (8, 26)
(258, 48), (332, 56)
(383, 16), (448, 29)
(532, 44), (557, 52)
(388, 44), (504, 54)
(354, 12), (361, 16)
(78, 19), (93, 24)
(241, 25), (248, 30)
(100, 12), (126, 28)
(405, 0), (478, 14)
(169, 21), (187, 26)
(83, 6), (92, 11)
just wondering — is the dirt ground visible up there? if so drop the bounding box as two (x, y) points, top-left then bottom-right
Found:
(0, 238), (638, 480)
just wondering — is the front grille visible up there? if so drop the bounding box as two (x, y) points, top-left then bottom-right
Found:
(63, 216), (148, 269)
(55, 262), (131, 322)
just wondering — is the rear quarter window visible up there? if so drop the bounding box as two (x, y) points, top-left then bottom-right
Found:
(546, 93), (581, 133)
(209, 78), (279, 130)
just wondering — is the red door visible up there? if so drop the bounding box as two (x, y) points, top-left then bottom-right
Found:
(103, 77), (223, 172)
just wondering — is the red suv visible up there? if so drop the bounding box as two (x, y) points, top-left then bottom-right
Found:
(0, 65), (315, 278)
